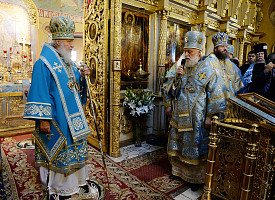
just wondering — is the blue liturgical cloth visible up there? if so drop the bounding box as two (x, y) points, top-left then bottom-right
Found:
(24, 43), (90, 174)
(163, 54), (243, 183)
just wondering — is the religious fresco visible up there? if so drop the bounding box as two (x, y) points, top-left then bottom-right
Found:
(121, 9), (149, 89)
(269, 0), (275, 27)
(166, 22), (189, 65)
(0, 1), (31, 64)
(33, 0), (84, 16)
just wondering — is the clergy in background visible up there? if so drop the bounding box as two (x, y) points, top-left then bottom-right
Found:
(210, 32), (244, 98)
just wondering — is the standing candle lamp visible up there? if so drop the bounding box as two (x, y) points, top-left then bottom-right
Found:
(3, 50), (9, 81)
(9, 47), (13, 63)
(23, 55), (27, 78)
(133, 59), (150, 80)
(28, 58), (33, 78)
(3, 50), (7, 67)
(3, 50), (7, 59)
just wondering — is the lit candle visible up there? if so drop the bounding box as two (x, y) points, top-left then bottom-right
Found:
(29, 58), (33, 66)
(10, 47), (12, 52)
(3, 50), (7, 58)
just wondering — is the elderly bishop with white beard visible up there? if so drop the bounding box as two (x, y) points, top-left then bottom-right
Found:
(23, 16), (103, 200)
(163, 31), (228, 191)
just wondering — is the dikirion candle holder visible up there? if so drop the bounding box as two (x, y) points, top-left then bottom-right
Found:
(3, 50), (7, 59)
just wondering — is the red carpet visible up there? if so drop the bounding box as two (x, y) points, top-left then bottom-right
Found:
(1, 134), (185, 199)
(118, 148), (186, 195)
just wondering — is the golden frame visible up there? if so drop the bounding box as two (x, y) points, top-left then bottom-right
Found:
(88, 21), (98, 41)
(89, 56), (98, 85)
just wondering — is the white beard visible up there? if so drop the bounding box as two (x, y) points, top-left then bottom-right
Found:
(57, 43), (73, 64)
(185, 56), (200, 67)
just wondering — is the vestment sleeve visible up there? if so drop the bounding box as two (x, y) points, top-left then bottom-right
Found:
(233, 63), (245, 94)
(206, 73), (227, 118)
(163, 63), (178, 106)
(23, 59), (53, 120)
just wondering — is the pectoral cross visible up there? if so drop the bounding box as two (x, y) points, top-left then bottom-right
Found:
(53, 62), (62, 72)
(45, 132), (54, 140)
(198, 72), (207, 80)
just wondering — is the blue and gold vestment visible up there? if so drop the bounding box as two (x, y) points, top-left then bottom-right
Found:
(24, 44), (90, 175)
(163, 54), (242, 183)
(207, 54), (244, 98)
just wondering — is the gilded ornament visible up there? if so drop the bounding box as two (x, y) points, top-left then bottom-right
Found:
(189, 87), (195, 93)
(185, 36), (189, 43)
(88, 22), (98, 41)
(67, 81), (74, 90)
(198, 38), (203, 44)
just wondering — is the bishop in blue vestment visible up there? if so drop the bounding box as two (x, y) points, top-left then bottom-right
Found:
(163, 31), (229, 191)
(23, 16), (101, 199)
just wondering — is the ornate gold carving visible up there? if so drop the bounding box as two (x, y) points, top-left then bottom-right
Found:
(84, 0), (108, 152)
(207, 19), (220, 30)
(89, 56), (98, 85)
(246, 34), (252, 43)
(135, 0), (158, 6)
(238, 38), (245, 66)
(169, 5), (197, 23)
(158, 10), (168, 67)
(8, 97), (25, 117)
(228, 27), (239, 36)
(88, 22), (98, 41)
(110, 0), (122, 157)
(202, 116), (219, 200)
(23, 0), (39, 28)
(255, 11), (263, 31)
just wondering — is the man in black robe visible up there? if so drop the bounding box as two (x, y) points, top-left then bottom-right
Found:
(249, 44), (275, 102)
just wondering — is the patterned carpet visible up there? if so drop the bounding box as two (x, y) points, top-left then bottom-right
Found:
(1, 134), (185, 199)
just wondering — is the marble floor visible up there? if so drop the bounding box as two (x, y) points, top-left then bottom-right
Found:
(107, 141), (203, 200)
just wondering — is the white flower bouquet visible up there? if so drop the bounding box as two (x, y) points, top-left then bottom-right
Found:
(123, 87), (155, 118)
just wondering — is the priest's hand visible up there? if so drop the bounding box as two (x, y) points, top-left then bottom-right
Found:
(176, 66), (185, 77)
(80, 65), (90, 77)
(204, 117), (211, 129)
(40, 120), (51, 133)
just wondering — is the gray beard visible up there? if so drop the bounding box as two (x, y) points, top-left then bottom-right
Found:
(185, 57), (199, 67)
(57, 44), (73, 64)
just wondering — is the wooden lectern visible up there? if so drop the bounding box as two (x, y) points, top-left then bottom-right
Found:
(202, 93), (275, 200)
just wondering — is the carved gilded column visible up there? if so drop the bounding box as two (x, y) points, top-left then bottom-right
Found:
(199, 23), (208, 56)
(202, 116), (219, 200)
(156, 10), (168, 95)
(238, 38), (245, 66)
(240, 124), (259, 200)
(110, 0), (122, 157)
(152, 10), (168, 137)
